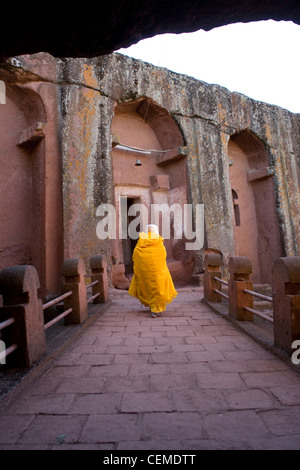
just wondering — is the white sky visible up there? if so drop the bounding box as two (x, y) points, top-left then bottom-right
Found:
(117, 20), (300, 114)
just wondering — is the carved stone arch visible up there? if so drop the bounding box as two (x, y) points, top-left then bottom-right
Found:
(228, 129), (282, 284)
(0, 82), (48, 294)
(113, 97), (184, 149)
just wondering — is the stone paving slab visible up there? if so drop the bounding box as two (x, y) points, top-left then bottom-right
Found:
(0, 287), (300, 450)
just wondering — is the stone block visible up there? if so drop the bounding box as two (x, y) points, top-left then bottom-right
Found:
(0, 265), (46, 367)
(111, 264), (130, 290)
(150, 174), (170, 191)
(62, 257), (88, 325)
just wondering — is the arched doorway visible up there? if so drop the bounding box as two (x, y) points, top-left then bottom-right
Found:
(110, 97), (194, 287)
(0, 84), (47, 293)
(228, 130), (282, 284)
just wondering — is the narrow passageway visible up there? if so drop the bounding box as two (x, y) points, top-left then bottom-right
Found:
(0, 287), (300, 450)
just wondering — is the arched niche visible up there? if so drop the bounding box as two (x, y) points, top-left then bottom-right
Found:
(110, 97), (193, 286)
(0, 83), (47, 293)
(228, 129), (282, 284)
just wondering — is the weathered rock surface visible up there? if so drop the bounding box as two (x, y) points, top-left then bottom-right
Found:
(57, 53), (300, 275)
(0, 51), (299, 291)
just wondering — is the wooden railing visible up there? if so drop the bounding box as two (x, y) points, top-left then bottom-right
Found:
(242, 288), (273, 323)
(204, 252), (300, 356)
(86, 280), (100, 304)
(0, 254), (109, 368)
(43, 291), (73, 330)
(213, 276), (229, 300)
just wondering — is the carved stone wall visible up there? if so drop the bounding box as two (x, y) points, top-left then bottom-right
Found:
(0, 52), (299, 290)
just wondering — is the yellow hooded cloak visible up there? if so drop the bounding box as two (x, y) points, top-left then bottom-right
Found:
(128, 230), (177, 313)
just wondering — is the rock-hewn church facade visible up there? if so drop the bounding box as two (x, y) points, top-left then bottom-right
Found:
(0, 52), (299, 298)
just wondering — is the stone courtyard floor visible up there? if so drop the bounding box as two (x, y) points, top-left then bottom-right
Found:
(0, 287), (300, 451)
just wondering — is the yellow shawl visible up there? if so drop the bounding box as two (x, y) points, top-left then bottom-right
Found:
(128, 232), (177, 313)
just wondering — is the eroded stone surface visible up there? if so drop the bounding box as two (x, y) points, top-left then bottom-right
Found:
(0, 51), (299, 293)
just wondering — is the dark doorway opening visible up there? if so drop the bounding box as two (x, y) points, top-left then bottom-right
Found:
(122, 197), (140, 275)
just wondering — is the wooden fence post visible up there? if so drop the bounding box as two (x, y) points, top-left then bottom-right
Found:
(0, 265), (46, 367)
(272, 256), (300, 354)
(90, 255), (109, 303)
(204, 253), (223, 302)
(228, 256), (254, 321)
(62, 258), (88, 325)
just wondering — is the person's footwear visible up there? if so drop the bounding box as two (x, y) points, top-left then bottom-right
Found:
(151, 312), (158, 318)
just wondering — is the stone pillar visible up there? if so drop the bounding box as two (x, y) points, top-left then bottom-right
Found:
(62, 258), (88, 325)
(228, 256), (254, 321)
(0, 265), (46, 367)
(272, 257), (300, 354)
(90, 255), (109, 303)
(204, 253), (223, 302)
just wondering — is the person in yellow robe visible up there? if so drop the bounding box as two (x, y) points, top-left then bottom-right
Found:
(128, 224), (178, 317)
